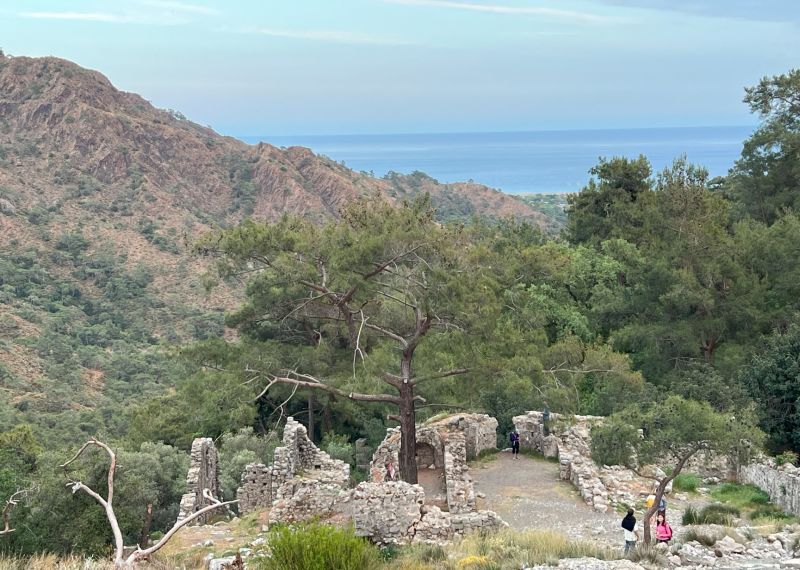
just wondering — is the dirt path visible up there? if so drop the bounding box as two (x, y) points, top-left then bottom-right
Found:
(471, 452), (624, 546)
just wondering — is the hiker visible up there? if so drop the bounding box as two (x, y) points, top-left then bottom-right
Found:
(542, 405), (551, 436)
(655, 511), (673, 544)
(509, 428), (520, 459)
(385, 460), (397, 481)
(621, 508), (639, 554)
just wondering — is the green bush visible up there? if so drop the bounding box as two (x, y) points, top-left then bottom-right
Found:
(673, 473), (700, 492)
(321, 433), (355, 465)
(776, 451), (799, 466)
(255, 524), (381, 570)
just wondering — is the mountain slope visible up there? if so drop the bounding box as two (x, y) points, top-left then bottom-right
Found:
(0, 54), (551, 441)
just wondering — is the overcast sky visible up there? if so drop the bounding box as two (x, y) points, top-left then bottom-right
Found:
(1, 0), (797, 135)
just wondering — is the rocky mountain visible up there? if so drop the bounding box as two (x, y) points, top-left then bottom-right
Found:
(0, 54), (551, 439)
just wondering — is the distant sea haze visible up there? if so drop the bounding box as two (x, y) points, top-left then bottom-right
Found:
(240, 126), (754, 195)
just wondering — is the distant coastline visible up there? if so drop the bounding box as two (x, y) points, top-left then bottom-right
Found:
(239, 125), (753, 195)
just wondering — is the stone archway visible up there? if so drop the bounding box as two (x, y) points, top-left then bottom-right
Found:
(416, 441), (447, 509)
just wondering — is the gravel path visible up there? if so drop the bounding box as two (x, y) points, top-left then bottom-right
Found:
(471, 452), (627, 547)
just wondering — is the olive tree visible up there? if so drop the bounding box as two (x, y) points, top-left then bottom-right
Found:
(591, 395), (762, 543)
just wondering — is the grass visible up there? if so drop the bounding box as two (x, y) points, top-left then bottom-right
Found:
(626, 544), (669, 566)
(749, 504), (797, 524)
(0, 554), (191, 570)
(710, 483), (769, 509)
(387, 529), (614, 570)
(469, 448), (501, 468)
(672, 473), (700, 493)
(682, 504), (740, 526)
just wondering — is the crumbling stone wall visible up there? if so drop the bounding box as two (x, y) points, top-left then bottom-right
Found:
(267, 417), (351, 524)
(370, 413), (498, 482)
(351, 480), (504, 545)
(270, 417), (350, 495)
(443, 432), (475, 514)
(231, 414), (505, 542)
(740, 459), (800, 516)
(177, 437), (221, 524)
(237, 463), (272, 515)
(513, 410), (735, 513)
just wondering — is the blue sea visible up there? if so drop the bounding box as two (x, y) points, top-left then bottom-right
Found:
(240, 126), (754, 194)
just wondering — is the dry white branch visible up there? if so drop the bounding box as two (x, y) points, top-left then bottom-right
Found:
(62, 439), (237, 567)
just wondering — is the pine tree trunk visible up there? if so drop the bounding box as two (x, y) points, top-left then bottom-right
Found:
(398, 383), (418, 484)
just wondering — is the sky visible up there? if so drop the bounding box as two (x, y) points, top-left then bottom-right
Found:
(0, 0), (798, 136)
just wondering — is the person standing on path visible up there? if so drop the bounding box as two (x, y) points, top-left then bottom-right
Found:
(621, 508), (639, 554)
(509, 428), (520, 459)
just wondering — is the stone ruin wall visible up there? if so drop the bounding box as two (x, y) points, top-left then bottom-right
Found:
(258, 417), (351, 524)
(176, 437), (222, 524)
(357, 413), (505, 544)
(351, 480), (505, 546)
(168, 413), (506, 544)
(513, 410), (736, 514)
(740, 459), (800, 517)
(236, 463), (272, 514)
(443, 431), (476, 514)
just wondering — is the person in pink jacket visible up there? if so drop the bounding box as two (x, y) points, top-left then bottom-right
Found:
(655, 511), (673, 544)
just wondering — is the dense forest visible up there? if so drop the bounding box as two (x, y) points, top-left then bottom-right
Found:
(1, 69), (800, 556)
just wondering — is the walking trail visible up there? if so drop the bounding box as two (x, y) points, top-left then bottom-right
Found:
(471, 452), (625, 546)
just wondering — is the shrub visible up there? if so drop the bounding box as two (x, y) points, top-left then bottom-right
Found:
(627, 544), (669, 565)
(681, 527), (721, 547)
(749, 504), (795, 522)
(321, 433), (355, 465)
(682, 503), (740, 526)
(255, 523), (381, 570)
(673, 473), (700, 492)
(776, 451), (799, 466)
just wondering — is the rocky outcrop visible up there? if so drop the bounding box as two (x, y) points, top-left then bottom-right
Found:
(177, 437), (221, 524)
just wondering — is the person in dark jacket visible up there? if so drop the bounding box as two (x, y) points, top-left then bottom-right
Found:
(509, 428), (520, 459)
(621, 508), (639, 554)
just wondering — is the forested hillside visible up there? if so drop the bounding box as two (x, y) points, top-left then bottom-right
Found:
(1, 58), (800, 559)
(0, 53), (549, 446)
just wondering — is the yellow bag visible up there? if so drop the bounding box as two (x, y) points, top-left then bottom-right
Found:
(645, 494), (656, 509)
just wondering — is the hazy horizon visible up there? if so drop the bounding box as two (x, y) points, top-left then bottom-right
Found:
(1, 1), (797, 135)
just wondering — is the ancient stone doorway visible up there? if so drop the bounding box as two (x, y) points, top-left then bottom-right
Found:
(416, 442), (447, 510)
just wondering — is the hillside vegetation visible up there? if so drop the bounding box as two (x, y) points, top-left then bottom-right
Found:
(1, 55), (800, 565)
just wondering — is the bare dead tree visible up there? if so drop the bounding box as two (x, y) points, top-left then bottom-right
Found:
(0, 488), (31, 536)
(62, 438), (237, 567)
